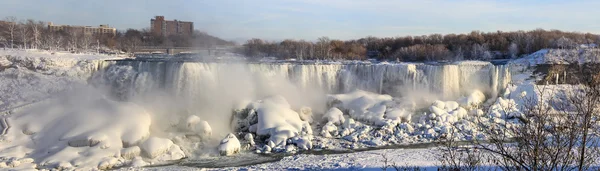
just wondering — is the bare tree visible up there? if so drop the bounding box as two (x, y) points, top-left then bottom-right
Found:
(79, 34), (93, 52)
(443, 80), (600, 170)
(27, 19), (44, 49)
(45, 32), (63, 51)
(438, 128), (483, 171)
(316, 36), (331, 59)
(4, 16), (17, 48)
(17, 20), (31, 49)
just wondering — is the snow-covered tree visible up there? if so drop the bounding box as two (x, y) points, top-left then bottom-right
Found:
(555, 36), (575, 49)
(453, 47), (464, 61)
(508, 42), (519, 58)
(471, 43), (491, 60)
(482, 51), (493, 60)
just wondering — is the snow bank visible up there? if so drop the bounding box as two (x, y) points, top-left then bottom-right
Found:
(508, 83), (574, 112)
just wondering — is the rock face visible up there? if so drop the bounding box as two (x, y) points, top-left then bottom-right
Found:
(218, 133), (241, 156)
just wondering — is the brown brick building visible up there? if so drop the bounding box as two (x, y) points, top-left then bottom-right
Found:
(150, 16), (194, 37)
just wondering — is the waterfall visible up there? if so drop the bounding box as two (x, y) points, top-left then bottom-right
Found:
(94, 61), (512, 102)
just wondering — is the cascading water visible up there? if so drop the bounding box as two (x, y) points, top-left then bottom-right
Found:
(92, 60), (512, 113)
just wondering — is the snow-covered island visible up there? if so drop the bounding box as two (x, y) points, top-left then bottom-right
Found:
(0, 48), (599, 170)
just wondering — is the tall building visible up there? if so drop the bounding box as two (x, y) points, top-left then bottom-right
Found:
(150, 16), (194, 37)
(47, 22), (116, 36)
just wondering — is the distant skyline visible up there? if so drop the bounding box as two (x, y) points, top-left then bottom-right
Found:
(1, 0), (600, 42)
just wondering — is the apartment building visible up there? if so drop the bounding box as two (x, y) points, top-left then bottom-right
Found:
(150, 16), (194, 37)
(47, 22), (116, 36)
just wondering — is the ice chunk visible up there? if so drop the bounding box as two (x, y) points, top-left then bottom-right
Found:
(343, 118), (356, 129)
(121, 146), (141, 160)
(249, 96), (304, 145)
(156, 144), (185, 161)
(298, 106), (313, 123)
(218, 133), (241, 156)
(399, 123), (414, 134)
(194, 120), (212, 137)
(386, 108), (412, 122)
(328, 90), (396, 123)
(292, 136), (312, 150)
(458, 90), (486, 109)
(7, 160), (20, 167)
(245, 133), (255, 146)
(130, 157), (147, 167)
(432, 100), (446, 109)
(67, 134), (107, 147)
(429, 105), (447, 116)
(444, 101), (459, 111)
(56, 161), (72, 170)
(322, 107), (345, 125)
(140, 137), (174, 159)
(488, 97), (522, 119)
(301, 121), (313, 135)
(185, 115), (201, 130)
(97, 158), (119, 170)
(321, 122), (338, 137)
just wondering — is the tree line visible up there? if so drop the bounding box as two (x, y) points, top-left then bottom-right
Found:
(0, 16), (235, 54)
(242, 29), (600, 61)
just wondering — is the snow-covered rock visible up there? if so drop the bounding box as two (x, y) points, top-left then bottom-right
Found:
(298, 106), (313, 123)
(130, 157), (147, 167)
(194, 120), (212, 138)
(238, 96), (306, 146)
(140, 137), (174, 159)
(185, 115), (201, 130)
(458, 90), (485, 109)
(343, 118), (356, 129)
(322, 107), (345, 125)
(219, 133), (241, 156)
(385, 108), (412, 122)
(245, 133), (255, 146)
(321, 122), (338, 138)
(121, 146), (141, 160)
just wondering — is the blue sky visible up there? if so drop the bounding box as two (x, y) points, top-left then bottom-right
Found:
(1, 0), (599, 42)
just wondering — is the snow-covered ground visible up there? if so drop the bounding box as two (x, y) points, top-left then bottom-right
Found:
(0, 49), (585, 170)
(0, 50), (123, 111)
(127, 148), (439, 171)
(511, 48), (600, 67)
